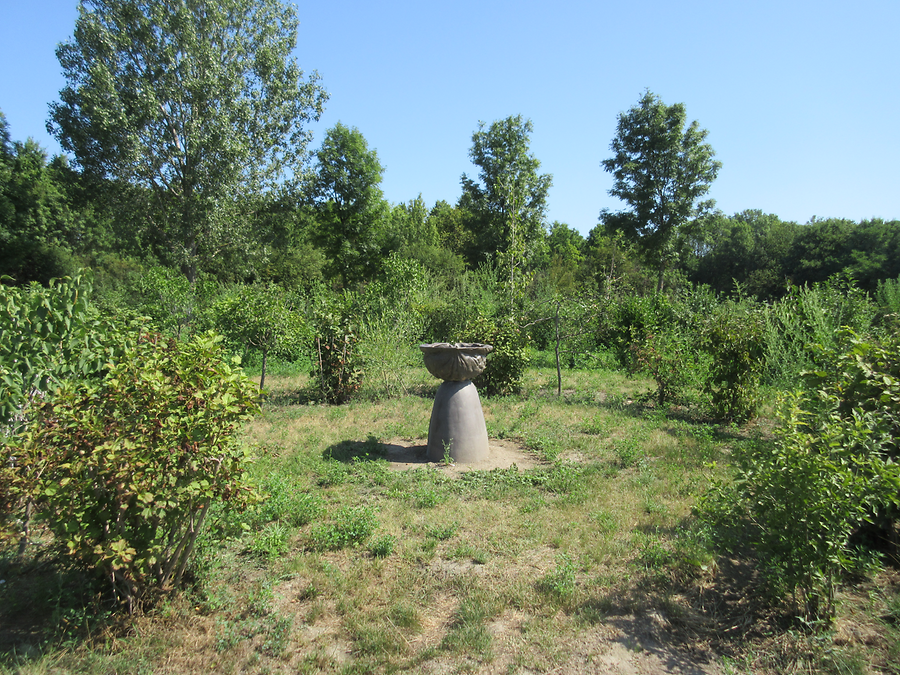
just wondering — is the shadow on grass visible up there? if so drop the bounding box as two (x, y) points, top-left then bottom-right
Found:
(261, 385), (319, 407)
(322, 436), (430, 466)
(323, 435), (387, 463)
(575, 546), (787, 668)
(0, 553), (115, 665)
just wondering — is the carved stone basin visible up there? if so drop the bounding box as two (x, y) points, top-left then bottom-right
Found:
(420, 342), (493, 381)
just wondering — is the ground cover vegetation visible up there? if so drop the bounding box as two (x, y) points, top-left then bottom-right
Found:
(2, 1), (900, 671)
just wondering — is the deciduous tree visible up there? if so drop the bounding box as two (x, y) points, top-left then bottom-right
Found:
(601, 91), (720, 292)
(310, 122), (387, 286)
(48, 0), (327, 283)
(459, 115), (552, 280)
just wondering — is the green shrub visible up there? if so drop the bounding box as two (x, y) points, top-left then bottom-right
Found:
(874, 274), (900, 333)
(458, 313), (530, 397)
(763, 276), (876, 387)
(311, 306), (364, 404)
(597, 293), (679, 370)
(700, 299), (766, 422)
(698, 330), (900, 620)
(357, 254), (430, 399)
(368, 533), (396, 558)
(247, 522), (291, 559)
(631, 328), (695, 406)
(2, 331), (261, 608)
(0, 270), (119, 437)
(212, 283), (311, 390)
(538, 553), (577, 602)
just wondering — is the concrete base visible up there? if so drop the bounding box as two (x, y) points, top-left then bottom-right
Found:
(426, 380), (489, 463)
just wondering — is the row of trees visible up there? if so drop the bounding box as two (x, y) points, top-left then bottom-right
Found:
(5, 108), (899, 306)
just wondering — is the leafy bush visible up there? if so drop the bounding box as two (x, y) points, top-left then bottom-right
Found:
(875, 274), (900, 332)
(368, 533), (396, 558)
(247, 522), (291, 559)
(2, 331), (261, 609)
(538, 553), (577, 602)
(212, 283), (310, 390)
(698, 330), (900, 620)
(310, 291), (365, 404)
(699, 299), (766, 422)
(596, 293), (680, 370)
(357, 253), (430, 398)
(456, 313), (530, 397)
(0, 270), (119, 437)
(763, 276), (876, 387)
(631, 328), (695, 406)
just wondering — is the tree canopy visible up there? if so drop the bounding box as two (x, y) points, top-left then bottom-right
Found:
(48, 0), (328, 282)
(459, 115), (552, 268)
(601, 91), (721, 291)
(310, 122), (387, 286)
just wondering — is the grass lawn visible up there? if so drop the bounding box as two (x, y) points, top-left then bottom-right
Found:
(2, 365), (898, 674)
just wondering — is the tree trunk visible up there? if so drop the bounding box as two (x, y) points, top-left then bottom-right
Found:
(260, 347), (268, 391)
(555, 301), (562, 397)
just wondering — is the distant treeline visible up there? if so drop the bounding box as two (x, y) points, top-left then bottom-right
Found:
(2, 110), (898, 304)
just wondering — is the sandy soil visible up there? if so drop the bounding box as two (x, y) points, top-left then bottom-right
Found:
(381, 438), (543, 476)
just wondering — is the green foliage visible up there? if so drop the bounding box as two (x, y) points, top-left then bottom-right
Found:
(310, 291), (365, 404)
(308, 506), (377, 551)
(128, 265), (219, 339)
(357, 253), (430, 398)
(631, 328), (695, 407)
(459, 115), (552, 269)
(699, 331), (900, 620)
(699, 298), (766, 422)
(0, 270), (120, 437)
(457, 313), (530, 397)
(311, 122), (387, 286)
(0, 138), (86, 284)
(601, 90), (721, 291)
(213, 283), (310, 390)
(250, 474), (324, 528)
(422, 261), (502, 343)
(538, 553), (577, 602)
(875, 274), (900, 332)
(247, 522), (291, 559)
(49, 0), (328, 281)
(690, 210), (797, 299)
(764, 276), (876, 387)
(597, 293), (678, 370)
(2, 331), (261, 607)
(368, 533), (396, 558)
(593, 292), (707, 405)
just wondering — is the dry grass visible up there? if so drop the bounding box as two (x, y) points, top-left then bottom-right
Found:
(2, 365), (898, 674)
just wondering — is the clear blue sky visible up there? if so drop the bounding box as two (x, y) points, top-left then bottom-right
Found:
(2, 0), (897, 235)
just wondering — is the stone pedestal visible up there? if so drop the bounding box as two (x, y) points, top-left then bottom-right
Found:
(420, 343), (493, 464)
(427, 380), (489, 462)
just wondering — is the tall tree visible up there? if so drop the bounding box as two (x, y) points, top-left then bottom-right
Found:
(459, 115), (552, 278)
(310, 122), (387, 286)
(48, 0), (328, 283)
(601, 91), (721, 292)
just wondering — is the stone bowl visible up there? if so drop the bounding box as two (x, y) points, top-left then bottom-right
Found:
(420, 343), (493, 381)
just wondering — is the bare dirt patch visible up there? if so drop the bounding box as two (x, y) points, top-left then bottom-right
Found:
(381, 437), (543, 476)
